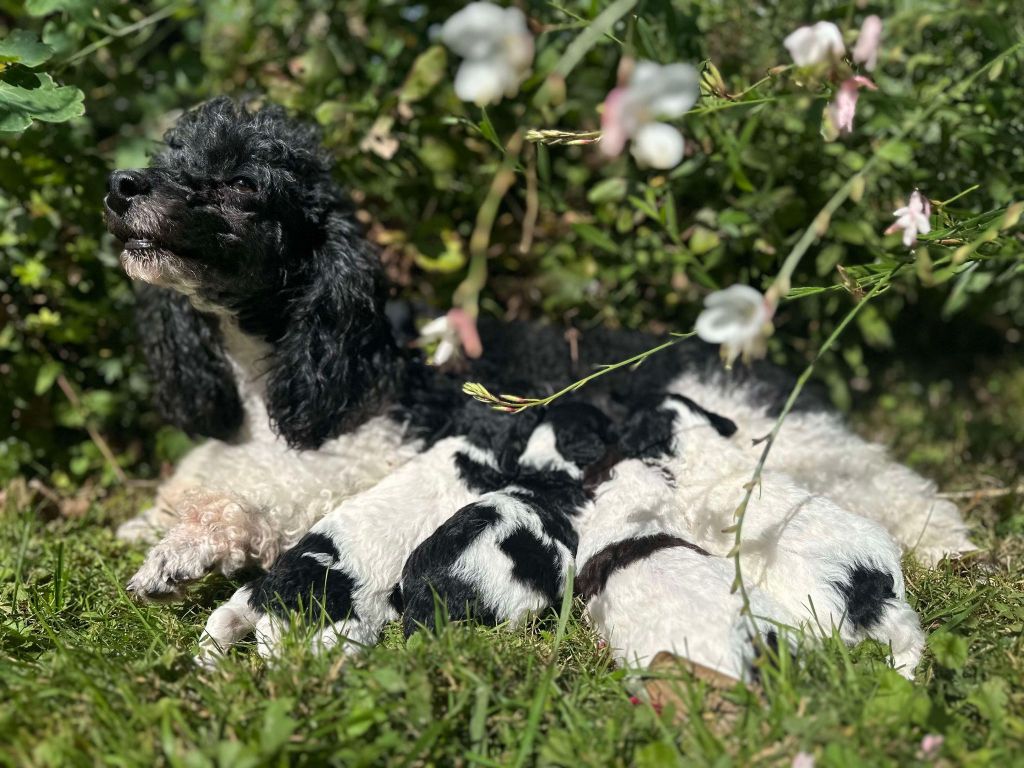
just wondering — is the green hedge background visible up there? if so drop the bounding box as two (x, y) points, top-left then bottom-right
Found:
(1, 0), (1022, 490)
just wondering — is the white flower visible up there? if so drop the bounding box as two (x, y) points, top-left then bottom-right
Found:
(884, 190), (931, 248)
(417, 309), (483, 365)
(852, 15), (883, 72)
(784, 21), (845, 66)
(441, 2), (534, 106)
(630, 122), (685, 169)
(418, 314), (460, 365)
(694, 284), (775, 366)
(600, 60), (700, 170)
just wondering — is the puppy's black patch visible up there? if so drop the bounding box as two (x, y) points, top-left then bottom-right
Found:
(833, 563), (896, 630)
(248, 533), (359, 622)
(454, 451), (511, 494)
(509, 471), (588, 531)
(401, 501), (503, 636)
(545, 402), (616, 467)
(388, 582), (404, 615)
(620, 407), (678, 459)
(576, 533), (710, 602)
(499, 525), (563, 605)
(133, 283), (243, 440)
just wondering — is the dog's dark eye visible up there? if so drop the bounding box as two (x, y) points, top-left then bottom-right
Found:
(229, 176), (257, 192)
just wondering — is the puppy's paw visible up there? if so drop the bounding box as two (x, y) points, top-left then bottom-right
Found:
(126, 542), (212, 601)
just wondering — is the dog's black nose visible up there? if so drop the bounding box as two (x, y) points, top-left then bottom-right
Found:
(106, 170), (150, 215)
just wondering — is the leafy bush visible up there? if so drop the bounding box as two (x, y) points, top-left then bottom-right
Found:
(1, 0), (1022, 486)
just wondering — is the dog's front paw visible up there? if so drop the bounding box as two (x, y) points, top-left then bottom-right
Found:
(125, 490), (272, 601)
(126, 542), (213, 601)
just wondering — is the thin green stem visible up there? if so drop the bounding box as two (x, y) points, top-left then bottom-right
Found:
(58, 3), (185, 70)
(550, 0), (637, 79)
(510, 569), (575, 768)
(936, 184), (981, 208)
(453, 130), (524, 318)
(729, 268), (900, 626)
(464, 333), (694, 413)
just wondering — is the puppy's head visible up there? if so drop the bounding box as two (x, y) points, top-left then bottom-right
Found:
(104, 97), (343, 325)
(517, 402), (616, 476)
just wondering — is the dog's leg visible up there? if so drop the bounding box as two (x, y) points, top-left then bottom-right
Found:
(195, 583), (261, 669)
(126, 489), (282, 600)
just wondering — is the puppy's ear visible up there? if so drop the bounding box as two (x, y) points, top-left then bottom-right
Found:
(265, 211), (401, 450)
(133, 283), (243, 440)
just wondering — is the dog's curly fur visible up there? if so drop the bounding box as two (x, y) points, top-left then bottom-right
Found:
(104, 97), (974, 621)
(133, 282), (243, 441)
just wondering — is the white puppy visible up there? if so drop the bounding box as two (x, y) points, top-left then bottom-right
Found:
(614, 395), (925, 678)
(577, 458), (793, 682)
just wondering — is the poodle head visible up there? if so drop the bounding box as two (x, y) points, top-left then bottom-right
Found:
(105, 98), (401, 449)
(104, 97), (347, 334)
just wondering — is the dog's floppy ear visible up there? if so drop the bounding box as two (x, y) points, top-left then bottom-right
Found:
(133, 282), (243, 440)
(265, 211), (402, 450)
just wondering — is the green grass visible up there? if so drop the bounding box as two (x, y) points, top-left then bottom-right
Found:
(2, 359), (1023, 767)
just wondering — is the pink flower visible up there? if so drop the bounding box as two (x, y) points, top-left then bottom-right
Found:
(792, 752), (815, 768)
(884, 190), (932, 248)
(600, 87), (629, 157)
(852, 15), (883, 71)
(446, 308), (483, 359)
(918, 734), (944, 760)
(827, 75), (877, 135)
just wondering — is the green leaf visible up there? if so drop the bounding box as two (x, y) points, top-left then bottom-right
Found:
(476, 108), (502, 152)
(877, 141), (914, 167)
(855, 304), (894, 349)
(399, 45), (446, 103)
(587, 178), (628, 205)
(25, 0), (85, 15)
(259, 699), (297, 755)
(572, 223), (618, 254)
(0, 72), (85, 132)
(968, 678), (1008, 729)
(864, 669), (931, 726)
(414, 230), (466, 273)
(34, 360), (61, 396)
(688, 226), (721, 256)
(0, 31), (54, 68)
(928, 631), (969, 670)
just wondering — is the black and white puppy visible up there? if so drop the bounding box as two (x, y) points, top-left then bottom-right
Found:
(580, 396), (925, 679)
(400, 403), (613, 636)
(195, 403), (608, 665)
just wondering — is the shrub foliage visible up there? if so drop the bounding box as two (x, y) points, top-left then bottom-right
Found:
(1, 0), (1022, 486)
